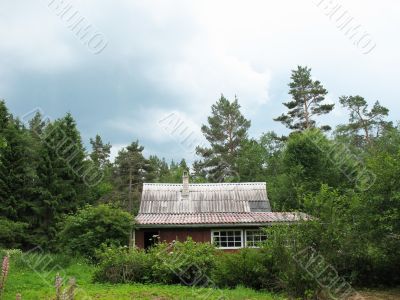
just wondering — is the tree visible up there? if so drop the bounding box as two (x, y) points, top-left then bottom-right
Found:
(161, 159), (188, 183)
(90, 134), (111, 169)
(26, 113), (91, 247)
(57, 204), (134, 258)
(268, 129), (352, 210)
(236, 139), (267, 182)
(274, 66), (333, 132)
(113, 141), (148, 213)
(336, 95), (391, 146)
(146, 155), (170, 182)
(0, 100), (9, 158)
(0, 217), (27, 248)
(195, 95), (251, 182)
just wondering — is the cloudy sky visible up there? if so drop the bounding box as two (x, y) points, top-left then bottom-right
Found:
(1, 0), (399, 163)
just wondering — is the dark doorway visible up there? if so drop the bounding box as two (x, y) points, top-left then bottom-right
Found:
(144, 231), (159, 249)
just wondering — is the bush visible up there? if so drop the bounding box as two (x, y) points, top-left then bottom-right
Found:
(262, 224), (325, 299)
(0, 218), (27, 249)
(93, 238), (217, 286)
(57, 204), (134, 259)
(149, 238), (216, 285)
(93, 246), (152, 283)
(212, 248), (275, 290)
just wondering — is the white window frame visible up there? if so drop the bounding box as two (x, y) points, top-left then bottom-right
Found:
(244, 229), (267, 248)
(211, 229), (243, 249)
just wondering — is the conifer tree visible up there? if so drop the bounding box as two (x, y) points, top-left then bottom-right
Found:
(195, 95), (250, 181)
(274, 66), (334, 132)
(90, 134), (111, 169)
(113, 141), (148, 213)
(336, 95), (391, 146)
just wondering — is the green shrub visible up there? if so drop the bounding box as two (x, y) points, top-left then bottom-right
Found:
(57, 204), (134, 259)
(212, 248), (275, 290)
(262, 225), (322, 299)
(149, 238), (217, 285)
(93, 239), (217, 286)
(0, 218), (27, 249)
(93, 246), (152, 283)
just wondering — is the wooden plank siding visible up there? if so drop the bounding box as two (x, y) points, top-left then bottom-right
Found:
(135, 227), (262, 252)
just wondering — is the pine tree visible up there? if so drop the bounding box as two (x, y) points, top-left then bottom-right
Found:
(274, 66), (334, 132)
(336, 95), (391, 146)
(195, 95), (250, 182)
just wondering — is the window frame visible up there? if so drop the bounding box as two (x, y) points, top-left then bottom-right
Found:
(244, 229), (267, 248)
(211, 229), (244, 249)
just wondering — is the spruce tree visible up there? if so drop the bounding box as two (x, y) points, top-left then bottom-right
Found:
(113, 141), (148, 213)
(0, 104), (37, 247)
(90, 134), (111, 169)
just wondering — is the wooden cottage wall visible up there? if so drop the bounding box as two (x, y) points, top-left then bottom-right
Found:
(135, 228), (211, 248)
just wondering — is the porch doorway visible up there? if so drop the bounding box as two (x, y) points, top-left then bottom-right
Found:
(144, 231), (159, 249)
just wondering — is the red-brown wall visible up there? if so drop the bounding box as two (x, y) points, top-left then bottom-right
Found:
(135, 228), (211, 249)
(135, 227), (260, 252)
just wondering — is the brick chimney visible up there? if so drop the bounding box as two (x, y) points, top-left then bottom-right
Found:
(182, 171), (189, 197)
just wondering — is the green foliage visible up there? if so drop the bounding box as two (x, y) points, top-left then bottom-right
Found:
(274, 66), (333, 132)
(149, 239), (217, 285)
(195, 94), (251, 182)
(57, 205), (134, 259)
(112, 140), (149, 213)
(0, 218), (27, 249)
(93, 246), (152, 283)
(337, 95), (391, 146)
(269, 129), (348, 210)
(94, 239), (217, 286)
(265, 183), (400, 296)
(212, 248), (275, 290)
(90, 134), (111, 169)
(236, 139), (268, 182)
(3, 255), (284, 300)
(262, 225), (321, 299)
(0, 249), (75, 272)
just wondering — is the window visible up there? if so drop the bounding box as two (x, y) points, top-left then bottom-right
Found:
(245, 230), (267, 247)
(212, 230), (242, 248)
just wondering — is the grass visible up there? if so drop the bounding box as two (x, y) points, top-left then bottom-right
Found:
(2, 252), (399, 300)
(2, 253), (284, 300)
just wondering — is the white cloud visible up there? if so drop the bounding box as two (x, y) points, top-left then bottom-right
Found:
(109, 143), (127, 162)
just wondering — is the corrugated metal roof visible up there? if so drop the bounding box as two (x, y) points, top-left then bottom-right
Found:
(135, 212), (309, 226)
(139, 182), (271, 214)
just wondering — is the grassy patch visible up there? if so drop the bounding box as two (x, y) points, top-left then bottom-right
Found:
(2, 255), (284, 300)
(2, 253), (398, 300)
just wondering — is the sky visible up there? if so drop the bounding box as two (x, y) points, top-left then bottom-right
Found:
(1, 0), (399, 163)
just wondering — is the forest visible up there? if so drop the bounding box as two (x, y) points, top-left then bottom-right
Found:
(0, 66), (399, 298)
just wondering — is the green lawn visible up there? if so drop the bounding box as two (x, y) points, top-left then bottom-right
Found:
(3, 260), (284, 300)
(3, 255), (399, 300)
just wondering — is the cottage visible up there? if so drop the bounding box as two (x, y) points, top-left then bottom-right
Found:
(134, 172), (306, 250)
